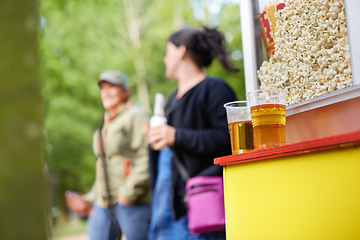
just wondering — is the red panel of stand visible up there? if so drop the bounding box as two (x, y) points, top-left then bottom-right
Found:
(214, 130), (360, 166)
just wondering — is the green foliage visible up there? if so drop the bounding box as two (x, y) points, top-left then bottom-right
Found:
(40, 0), (245, 222)
(207, 3), (245, 100)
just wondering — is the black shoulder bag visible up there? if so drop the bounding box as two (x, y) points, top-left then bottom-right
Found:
(98, 127), (123, 240)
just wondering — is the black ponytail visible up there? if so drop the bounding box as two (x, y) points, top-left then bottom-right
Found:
(203, 27), (239, 72)
(169, 26), (239, 72)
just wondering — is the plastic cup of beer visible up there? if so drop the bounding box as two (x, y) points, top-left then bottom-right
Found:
(246, 89), (286, 150)
(223, 101), (254, 155)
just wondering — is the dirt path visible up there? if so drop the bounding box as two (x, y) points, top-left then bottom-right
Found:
(52, 233), (88, 240)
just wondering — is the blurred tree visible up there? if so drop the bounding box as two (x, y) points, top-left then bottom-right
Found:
(40, 0), (190, 224)
(208, 1), (245, 100)
(0, 0), (48, 239)
(40, 0), (244, 225)
(188, 0), (244, 99)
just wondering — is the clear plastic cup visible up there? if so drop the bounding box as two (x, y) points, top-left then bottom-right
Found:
(224, 101), (254, 154)
(246, 89), (286, 150)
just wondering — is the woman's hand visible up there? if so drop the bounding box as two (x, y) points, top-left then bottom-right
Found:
(147, 124), (176, 151)
(118, 195), (132, 206)
(65, 192), (92, 217)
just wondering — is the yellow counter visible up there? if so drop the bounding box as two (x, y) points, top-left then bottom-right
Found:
(215, 131), (360, 240)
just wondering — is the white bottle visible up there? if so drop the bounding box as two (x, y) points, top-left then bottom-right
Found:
(149, 93), (167, 127)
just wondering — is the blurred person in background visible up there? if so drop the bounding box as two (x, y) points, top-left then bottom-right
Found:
(147, 27), (239, 240)
(66, 70), (151, 240)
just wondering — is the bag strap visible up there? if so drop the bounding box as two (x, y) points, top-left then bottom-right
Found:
(98, 127), (122, 240)
(98, 127), (113, 205)
(171, 148), (190, 181)
(171, 148), (222, 181)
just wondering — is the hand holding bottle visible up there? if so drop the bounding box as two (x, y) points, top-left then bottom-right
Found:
(148, 124), (176, 150)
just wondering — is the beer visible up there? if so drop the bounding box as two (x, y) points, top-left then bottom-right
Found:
(251, 104), (286, 149)
(228, 120), (254, 154)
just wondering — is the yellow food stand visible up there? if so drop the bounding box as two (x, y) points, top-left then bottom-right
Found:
(215, 0), (360, 239)
(215, 131), (360, 240)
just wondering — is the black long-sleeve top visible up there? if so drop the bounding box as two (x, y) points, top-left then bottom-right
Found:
(149, 75), (237, 219)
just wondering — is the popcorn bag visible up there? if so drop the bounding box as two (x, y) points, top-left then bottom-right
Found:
(258, 0), (352, 106)
(259, 0), (285, 59)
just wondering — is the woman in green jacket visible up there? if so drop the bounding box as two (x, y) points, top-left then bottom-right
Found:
(88, 70), (151, 240)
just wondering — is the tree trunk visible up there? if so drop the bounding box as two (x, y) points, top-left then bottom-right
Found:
(122, 0), (151, 113)
(0, 0), (49, 239)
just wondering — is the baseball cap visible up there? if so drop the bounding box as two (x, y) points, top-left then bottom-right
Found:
(98, 70), (129, 90)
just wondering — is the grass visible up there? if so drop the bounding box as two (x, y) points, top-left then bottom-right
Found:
(52, 219), (87, 238)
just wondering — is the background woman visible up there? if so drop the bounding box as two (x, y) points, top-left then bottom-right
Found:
(74, 70), (151, 240)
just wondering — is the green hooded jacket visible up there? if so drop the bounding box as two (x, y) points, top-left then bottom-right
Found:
(92, 104), (150, 207)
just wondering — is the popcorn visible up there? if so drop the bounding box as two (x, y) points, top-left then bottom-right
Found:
(258, 0), (353, 105)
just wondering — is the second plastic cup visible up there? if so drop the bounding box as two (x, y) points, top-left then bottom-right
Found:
(246, 89), (286, 150)
(224, 101), (254, 154)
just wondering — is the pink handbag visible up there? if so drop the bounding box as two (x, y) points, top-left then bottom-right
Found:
(185, 176), (225, 234)
(172, 151), (226, 234)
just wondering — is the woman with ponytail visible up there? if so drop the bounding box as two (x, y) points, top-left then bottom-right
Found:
(147, 27), (239, 240)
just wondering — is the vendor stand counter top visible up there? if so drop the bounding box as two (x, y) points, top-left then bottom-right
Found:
(215, 130), (360, 240)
